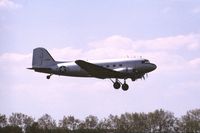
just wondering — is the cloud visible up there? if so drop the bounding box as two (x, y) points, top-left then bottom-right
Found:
(1, 33), (199, 80)
(0, 0), (22, 10)
(135, 34), (200, 51)
(192, 7), (200, 14)
(0, 33), (200, 119)
(85, 34), (200, 71)
(189, 58), (200, 68)
(51, 47), (83, 61)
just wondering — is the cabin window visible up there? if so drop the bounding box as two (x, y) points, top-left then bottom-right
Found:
(113, 64), (116, 67)
(106, 65), (110, 67)
(119, 64), (122, 67)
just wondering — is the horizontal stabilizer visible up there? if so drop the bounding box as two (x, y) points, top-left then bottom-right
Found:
(27, 67), (52, 71)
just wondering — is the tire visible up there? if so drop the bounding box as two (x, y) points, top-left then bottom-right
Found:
(113, 82), (120, 89)
(122, 83), (129, 91)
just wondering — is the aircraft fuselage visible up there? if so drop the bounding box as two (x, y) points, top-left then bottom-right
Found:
(29, 47), (157, 91)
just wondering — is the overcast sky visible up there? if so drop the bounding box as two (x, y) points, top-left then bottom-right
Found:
(0, 0), (200, 120)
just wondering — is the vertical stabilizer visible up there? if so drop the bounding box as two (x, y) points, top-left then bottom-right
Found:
(32, 48), (56, 68)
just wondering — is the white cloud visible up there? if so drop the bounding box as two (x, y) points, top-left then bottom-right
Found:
(0, 33), (200, 119)
(192, 6), (200, 14)
(51, 47), (83, 61)
(189, 58), (200, 68)
(135, 34), (200, 51)
(0, 53), (31, 62)
(0, 0), (22, 10)
(88, 35), (134, 49)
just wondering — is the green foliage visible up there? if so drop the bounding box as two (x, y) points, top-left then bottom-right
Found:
(0, 114), (7, 127)
(38, 114), (57, 129)
(0, 109), (200, 133)
(180, 109), (200, 132)
(59, 115), (80, 130)
(0, 126), (22, 133)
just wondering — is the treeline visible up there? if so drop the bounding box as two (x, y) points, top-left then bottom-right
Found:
(0, 109), (200, 133)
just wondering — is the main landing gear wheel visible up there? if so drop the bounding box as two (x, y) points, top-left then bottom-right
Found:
(122, 83), (129, 91)
(110, 78), (129, 91)
(113, 82), (121, 89)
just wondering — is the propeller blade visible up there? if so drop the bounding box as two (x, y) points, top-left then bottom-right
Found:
(142, 75), (145, 80)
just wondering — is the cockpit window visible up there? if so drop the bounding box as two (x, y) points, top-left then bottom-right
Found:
(142, 60), (150, 64)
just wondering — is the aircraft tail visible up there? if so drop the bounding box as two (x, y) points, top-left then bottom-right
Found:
(32, 47), (57, 68)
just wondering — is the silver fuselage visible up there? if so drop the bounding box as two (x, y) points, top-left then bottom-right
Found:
(35, 58), (156, 80)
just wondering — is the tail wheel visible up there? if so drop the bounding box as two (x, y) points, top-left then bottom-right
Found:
(47, 75), (50, 79)
(113, 82), (121, 89)
(46, 74), (52, 79)
(122, 83), (129, 91)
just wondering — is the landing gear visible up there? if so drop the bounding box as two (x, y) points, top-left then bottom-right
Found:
(122, 83), (129, 91)
(111, 79), (121, 89)
(113, 82), (120, 89)
(46, 74), (52, 79)
(110, 79), (129, 91)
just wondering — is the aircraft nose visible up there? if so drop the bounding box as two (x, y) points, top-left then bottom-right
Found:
(150, 63), (157, 71)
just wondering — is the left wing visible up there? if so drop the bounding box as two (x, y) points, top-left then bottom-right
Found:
(75, 60), (124, 79)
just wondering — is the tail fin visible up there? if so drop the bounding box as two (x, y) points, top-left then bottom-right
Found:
(32, 47), (56, 68)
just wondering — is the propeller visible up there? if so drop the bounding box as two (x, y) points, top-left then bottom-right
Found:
(142, 73), (148, 80)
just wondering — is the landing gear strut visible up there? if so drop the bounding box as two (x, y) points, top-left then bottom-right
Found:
(110, 79), (121, 89)
(110, 79), (129, 91)
(46, 74), (52, 79)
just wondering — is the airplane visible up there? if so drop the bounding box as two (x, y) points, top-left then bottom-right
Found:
(28, 47), (157, 91)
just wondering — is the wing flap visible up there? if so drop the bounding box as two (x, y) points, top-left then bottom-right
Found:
(75, 60), (123, 78)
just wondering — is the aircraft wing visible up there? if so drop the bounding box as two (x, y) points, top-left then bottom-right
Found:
(75, 60), (124, 79)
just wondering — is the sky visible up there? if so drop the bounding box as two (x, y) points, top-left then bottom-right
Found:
(0, 0), (200, 121)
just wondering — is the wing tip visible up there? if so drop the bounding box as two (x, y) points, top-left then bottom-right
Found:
(75, 60), (84, 64)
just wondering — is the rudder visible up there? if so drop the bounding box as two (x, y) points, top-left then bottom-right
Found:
(32, 48), (56, 68)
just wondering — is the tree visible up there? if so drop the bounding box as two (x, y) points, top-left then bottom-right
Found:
(180, 109), (200, 132)
(107, 114), (120, 131)
(84, 115), (98, 129)
(25, 122), (40, 133)
(59, 115), (80, 130)
(124, 112), (148, 132)
(37, 114), (56, 129)
(0, 126), (23, 133)
(0, 114), (7, 127)
(9, 113), (24, 127)
(147, 109), (178, 132)
(97, 117), (113, 130)
(23, 115), (35, 131)
(8, 113), (34, 132)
